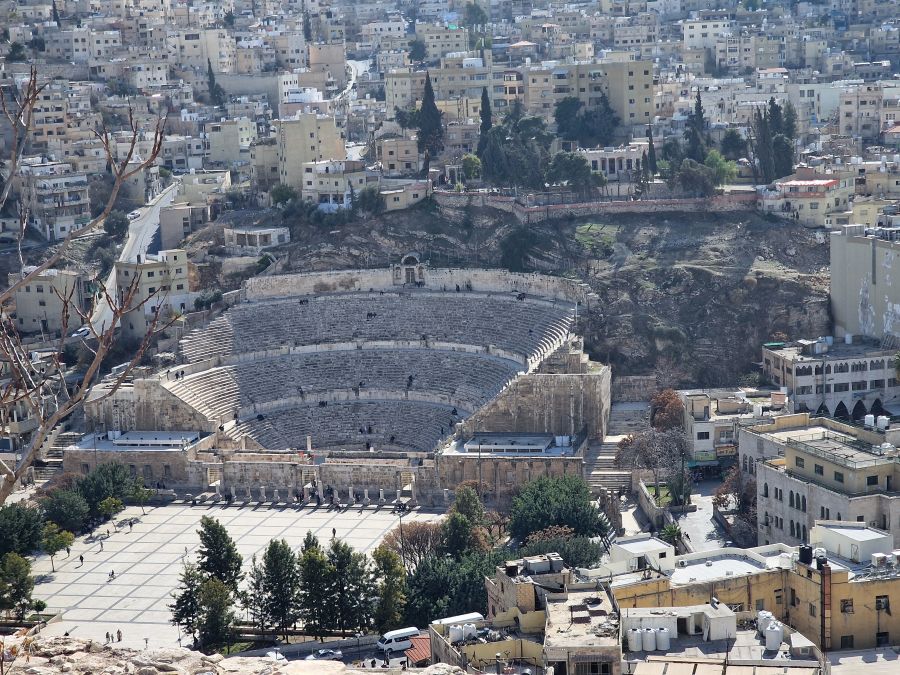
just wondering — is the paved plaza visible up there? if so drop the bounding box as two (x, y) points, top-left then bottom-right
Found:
(31, 502), (444, 650)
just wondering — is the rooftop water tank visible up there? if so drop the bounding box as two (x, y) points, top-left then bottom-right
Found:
(657, 627), (671, 651)
(757, 610), (773, 636)
(825, 335), (834, 345)
(878, 416), (890, 430)
(765, 621), (784, 651)
(845, 333), (854, 344)
(627, 628), (643, 652)
(643, 627), (657, 651)
(448, 625), (464, 644)
(462, 624), (477, 640)
(865, 414), (876, 428)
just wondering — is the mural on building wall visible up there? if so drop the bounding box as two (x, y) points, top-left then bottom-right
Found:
(858, 274), (876, 336)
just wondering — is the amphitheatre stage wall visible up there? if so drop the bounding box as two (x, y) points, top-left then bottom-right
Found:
(456, 370), (611, 440)
(244, 268), (592, 305)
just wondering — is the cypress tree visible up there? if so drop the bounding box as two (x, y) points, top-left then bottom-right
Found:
(416, 72), (444, 178)
(478, 86), (492, 154)
(646, 124), (657, 174)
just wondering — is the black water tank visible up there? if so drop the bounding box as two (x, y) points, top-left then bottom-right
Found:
(817, 555), (828, 570)
(799, 545), (813, 565)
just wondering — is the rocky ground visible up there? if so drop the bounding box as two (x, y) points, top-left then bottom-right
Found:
(9, 637), (463, 674)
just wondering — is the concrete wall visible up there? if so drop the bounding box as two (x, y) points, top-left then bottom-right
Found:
(612, 375), (657, 402)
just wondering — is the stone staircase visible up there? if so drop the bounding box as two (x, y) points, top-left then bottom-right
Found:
(584, 402), (650, 495)
(33, 430), (82, 483)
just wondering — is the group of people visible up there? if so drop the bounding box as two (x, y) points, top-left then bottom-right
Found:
(105, 629), (122, 644)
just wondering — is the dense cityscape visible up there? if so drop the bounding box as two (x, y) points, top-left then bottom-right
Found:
(0, 0), (899, 671)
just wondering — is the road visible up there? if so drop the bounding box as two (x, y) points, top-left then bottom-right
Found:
(674, 478), (731, 552)
(88, 182), (179, 333)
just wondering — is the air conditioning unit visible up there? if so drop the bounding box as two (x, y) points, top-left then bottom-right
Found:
(678, 560), (687, 568)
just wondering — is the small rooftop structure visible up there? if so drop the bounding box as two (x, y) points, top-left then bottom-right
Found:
(66, 430), (203, 453)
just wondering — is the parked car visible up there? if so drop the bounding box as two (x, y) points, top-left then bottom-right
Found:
(305, 649), (343, 661)
(127, 210), (141, 221)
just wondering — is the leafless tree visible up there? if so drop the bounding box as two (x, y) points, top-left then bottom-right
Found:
(0, 67), (169, 503)
(381, 520), (443, 574)
(616, 428), (688, 500)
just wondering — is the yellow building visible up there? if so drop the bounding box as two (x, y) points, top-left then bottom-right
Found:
(275, 114), (346, 191)
(12, 268), (91, 337)
(115, 249), (192, 339)
(610, 525), (900, 651)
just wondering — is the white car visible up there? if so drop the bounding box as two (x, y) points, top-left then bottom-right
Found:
(127, 210), (141, 221)
(305, 649), (343, 661)
(70, 326), (91, 339)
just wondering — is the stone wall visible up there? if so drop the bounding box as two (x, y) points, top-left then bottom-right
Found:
(85, 379), (215, 433)
(245, 268), (592, 305)
(436, 452), (584, 506)
(611, 375), (657, 402)
(433, 191), (757, 224)
(456, 368), (612, 440)
(62, 448), (191, 487)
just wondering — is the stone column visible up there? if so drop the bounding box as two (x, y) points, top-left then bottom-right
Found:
(378, 488), (385, 505)
(230, 485), (236, 499)
(245, 486), (252, 500)
(363, 488), (370, 506)
(273, 488), (280, 502)
(303, 485), (310, 503)
(348, 486), (355, 506)
(395, 489), (402, 503)
(259, 486), (266, 501)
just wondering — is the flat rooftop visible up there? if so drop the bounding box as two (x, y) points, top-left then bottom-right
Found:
(442, 434), (576, 457)
(544, 586), (619, 649)
(765, 338), (891, 362)
(670, 554), (771, 586)
(69, 431), (202, 453)
(820, 524), (888, 542)
(615, 536), (672, 555)
(769, 429), (888, 466)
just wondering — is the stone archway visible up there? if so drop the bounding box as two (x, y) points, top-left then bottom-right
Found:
(814, 402), (830, 417)
(851, 400), (867, 421)
(834, 401), (850, 421)
(871, 399), (885, 417)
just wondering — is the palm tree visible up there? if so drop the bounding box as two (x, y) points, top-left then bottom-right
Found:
(659, 523), (682, 545)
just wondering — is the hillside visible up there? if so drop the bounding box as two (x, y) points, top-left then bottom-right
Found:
(197, 203), (831, 387)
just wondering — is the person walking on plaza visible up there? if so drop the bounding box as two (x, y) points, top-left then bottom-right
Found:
(117, 629), (122, 642)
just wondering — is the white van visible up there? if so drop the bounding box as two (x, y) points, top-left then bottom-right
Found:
(376, 627), (419, 654)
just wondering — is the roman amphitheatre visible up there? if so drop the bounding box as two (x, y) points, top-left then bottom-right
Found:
(79, 255), (611, 506)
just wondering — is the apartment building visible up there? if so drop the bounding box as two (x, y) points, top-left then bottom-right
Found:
(158, 203), (210, 250)
(299, 159), (372, 210)
(579, 143), (646, 181)
(761, 337), (898, 420)
(682, 18), (735, 50)
(377, 136), (420, 176)
(115, 250), (192, 339)
(414, 23), (469, 58)
(207, 117), (258, 166)
(749, 414), (900, 547)
(17, 159), (92, 241)
(249, 137), (280, 192)
(385, 69), (428, 114)
(759, 167), (854, 228)
(12, 268), (91, 336)
(176, 29), (236, 73)
(839, 84), (883, 142)
(275, 113), (345, 191)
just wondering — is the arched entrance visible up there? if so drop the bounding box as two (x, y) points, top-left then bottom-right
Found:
(871, 399), (885, 417)
(851, 400), (867, 421)
(834, 401), (850, 421)
(814, 402), (830, 417)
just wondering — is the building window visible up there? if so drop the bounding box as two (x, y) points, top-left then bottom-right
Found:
(877, 632), (890, 647)
(868, 475), (879, 486)
(809, 603), (816, 617)
(795, 457), (805, 468)
(841, 599), (854, 613)
(876, 595), (890, 611)
(841, 636), (854, 649)
(756, 599), (765, 611)
(834, 471), (844, 483)
(763, 483), (769, 497)
(697, 431), (710, 440)
(814, 464), (823, 475)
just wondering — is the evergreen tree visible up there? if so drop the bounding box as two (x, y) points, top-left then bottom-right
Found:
(752, 107), (776, 183)
(772, 134), (794, 179)
(207, 58), (225, 106)
(243, 555), (268, 635)
(262, 539), (302, 640)
(372, 545), (406, 633)
(684, 90), (708, 162)
(298, 542), (331, 640)
(441, 512), (474, 558)
(478, 86), (492, 154)
(41, 523), (74, 572)
(51, 0), (60, 24)
(452, 486), (484, 524)
(646, 124), (658, 174)
(767, 97), (783, 137)
(720, 128), (747, 160)
(416, 73), (444, 177)
(782, 101), (798, 142)
(196, 516), (243, 593)
(302, 1), (312, 41)
(0, 553), (35, 619)
(169, 563), (204, 644)
(325, 539), (375, 634)
(197, 578), (236, 651)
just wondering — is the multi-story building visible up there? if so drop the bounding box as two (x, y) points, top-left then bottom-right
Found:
(207, 117), (258, 167)
(681, 18), (735, 50)
(176, 29), (236, 73)
(385, 68), (428, 115)
(158, 203), (210, 250)
(838, 83), (883, 142)
(758, 167), (854, 228)
(275, 113), (345, 191)
(749, 413), (900, 546)
(299, 159), (373, 210)
(830, 223), (900, 343)
(11, 268), (91, 336)
(17, 159), (92, 241)
(761, 337), (899, 420)
(115, 249), (192, 339)
(414, 23), (469, 58)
